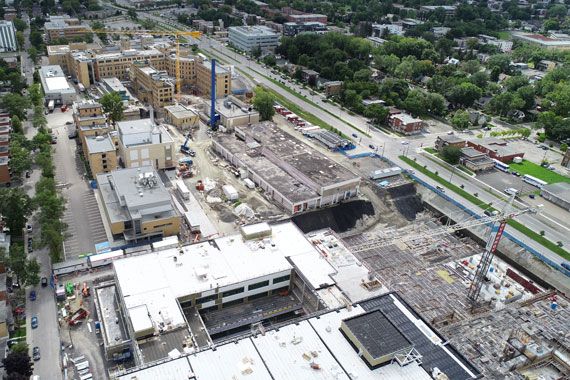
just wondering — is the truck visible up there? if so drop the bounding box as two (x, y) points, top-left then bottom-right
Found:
(68, 308), (89, 326)
(369, 167), (402, 180)
(48, 100), (54, 113)
(176, 180), (190, 200)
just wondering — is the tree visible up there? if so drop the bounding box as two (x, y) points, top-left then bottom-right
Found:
(11, 115), (22, 134)
(0, 189), (34, 235)
(402, 90), (425, 116)
(13, 19), (27, 32)
(3, 351), (33, 378)
(15, 31), (24, 49)
(8, 140), (32, 177)
(451, 110), (471, 130)
(251, 45), (262, 59)
(253, 88), (275, 121)
(262, 54), (276, 67)
(363, 104), (388, 125)
(441, 145), (462, 164)
(1, 94), (31, 120)
(27, 47), (38, 64)
(100, 92), (124, 124)
(447, 82), (482, 108)
(547, 4), (567, 19)
(127, 9), (138, 20)
(2, 244), (39, 286)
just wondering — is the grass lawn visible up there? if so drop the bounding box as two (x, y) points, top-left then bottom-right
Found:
(10, 325), (26, 339)
(497, 31), (511, 40)
(400, 156), (570, 261)
(424, 147), (438, 154)
(509, 160), (570, 184)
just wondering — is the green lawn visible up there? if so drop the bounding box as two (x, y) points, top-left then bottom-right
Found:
(509, 160), (570, 184)
(424, 147), (438, 154)
(10, 325), (26, 339)
(400, 156), (570, 261)
(497, 31), (511, 40)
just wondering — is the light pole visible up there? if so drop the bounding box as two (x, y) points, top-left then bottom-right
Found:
(449, 165), (457, 183)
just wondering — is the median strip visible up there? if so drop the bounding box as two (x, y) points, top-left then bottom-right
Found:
(400, 155), (570, 261)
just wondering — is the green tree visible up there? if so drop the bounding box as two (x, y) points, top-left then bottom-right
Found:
(27, 46), (38, 64)
(1, 94), (31, 120)
(262, 54), (276, 67)
(2, 244), (39, 286)
(253, 88), (275, 121)
(100, 92), (124, 124)
(8, 140), (32, 177)
(426, 93), (446, 116)
(451, 109), (471, 130)
(10, 115), (22, 134)
(547, 4), (567, 19)
(441, 145), (462, 164)
(28, 83), (43, 107)
(12, 19), (27, 32)
(3, 351), (33, 378)
(127, 8), (138, 20)
(402, 90), (426, 116)
(0, 188), (34, 235)
(251, 45), (262, 59)
(363, 104), (388, 125)
(561, 143), (568, 152)
(15, 31), (24, 49)
(447, 82), (482, 108)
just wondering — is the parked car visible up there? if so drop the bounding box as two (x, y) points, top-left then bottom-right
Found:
(26, 224), (32, 233)
(68, 131), (77, 139)
(504, 187), (519, 196)
(401, 141), (409, 145)
(41, 277), (48, 287)
(369, 144), (375, 150)
(25, 171), (30, 178)
(31, 316), (38, 329)
(29, 290), (36, 301)
(351, 133), (357, 138)
(529, 194), (536, 199)
(65, 121), (73, 125)
(32, 346), (40, 361)
(436, 186), (445, 192)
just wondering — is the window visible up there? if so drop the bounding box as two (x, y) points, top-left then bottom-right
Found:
(223, 298), (243, 307)
(273, 274), (290, 284)
(248, 280), (269, 291)
(222, 287), (244, 297)
(196, 294), (217, 304)
(248, 291), (268, 301)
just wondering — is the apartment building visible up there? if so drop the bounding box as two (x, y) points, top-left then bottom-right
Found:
(44, 15), (91, 43)
(96, 167), (180, 241)
(129, 63), (174, 109)
(116, 119), (176, 169)
(73, 101), (112, 156)
(85, 134), (119, 175)
(196, 59), (231, 98)
(0, 21), (17, 52)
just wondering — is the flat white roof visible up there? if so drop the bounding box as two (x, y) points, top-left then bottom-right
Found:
(45, 77), (72, 91)
(188, 338), (271, 379)
(251, 320), (350, 379)
(118, 357), (194, 380)
(129, 304), (154, 335)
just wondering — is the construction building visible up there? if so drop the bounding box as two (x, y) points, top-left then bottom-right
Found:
(164, 104), (199, 130)
(44, 15), (91, 43)
(129, 64), (174, 109)
(39, 65), (77, 105)
(228, 26), (280, 53)
(116, 119), (176, 170)
(541, 182), (570, 211)
(467, 138), (525, 163)
(213, 122), (360, 214)
(0, 21), (17, 52)
(85, 134), (119, 176)
(195, 59), (231, 98)
(215, 96), (259, 130)
(96, 166), (180, 241)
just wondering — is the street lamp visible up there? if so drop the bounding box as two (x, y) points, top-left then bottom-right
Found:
(449, 165), (457, 183)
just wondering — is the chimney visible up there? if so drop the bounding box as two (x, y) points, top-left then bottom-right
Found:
(149, 106), (155, 124)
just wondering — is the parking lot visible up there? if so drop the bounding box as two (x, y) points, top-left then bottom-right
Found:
(48, 109), (108, 259)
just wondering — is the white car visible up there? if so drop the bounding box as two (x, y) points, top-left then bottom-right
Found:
(504, 188), (519, 196)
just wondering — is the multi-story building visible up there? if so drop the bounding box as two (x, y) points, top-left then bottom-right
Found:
(96, 166), (180, 241)
(228, 26), (280, 53)
(100, 77), (132, 102)
(38, 65), (77, 105)
(287, 13), (327, 24)
(0, 156), (9, 185)
(164, 104), (199, 130)
(460, 147), (495, 172)
(435, 135), (466, 151)
(196, 59), (231, 98)
(73, 101), (112, 156)
(213, 122), (360, 214)
(44, 15), (91, 43)
(283, 22), (326, 36)
(116, 119), (176, 169)
(388, 113), (426, 135)
(466, 138), (525, 163)
(215, 96), (259, 130)
(129, 63), (175, 109)
(323, 81), (343, 97)
(85, 134), (119, 176)
(0, 21), (17, 52)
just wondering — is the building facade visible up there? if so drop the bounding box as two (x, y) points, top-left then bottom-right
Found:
(466, 138), (524, 163)
(44, 15), (91, 43)
(196, 59), (231, 98)
(39, 65), (77, 105)
(228, 26), (280, 53)
(85, 134), (119, 175)
(388, 113), (425, 135)
(0, 21), (17, 52)
(96, 167), (180, 240)
(164, 104), (199, 130)
(116, 119), (176, 170)
(129, 64), (174, 109)
(73, 101), (111, 157)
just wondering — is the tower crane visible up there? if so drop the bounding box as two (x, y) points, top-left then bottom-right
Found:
(91, 28), (203, 99)
(349, 196), (539, 304)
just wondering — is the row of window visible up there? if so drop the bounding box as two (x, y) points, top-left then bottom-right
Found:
(194, 275), (291, 305)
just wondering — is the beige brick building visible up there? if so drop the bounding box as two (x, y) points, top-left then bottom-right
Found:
(129, 64), (175, 109)
(116, 119), (176, 170)
(164, 104), (199, 130)
(196, 59), (231, 98)
(85, 134), (119, 175)
(73, 101), (113, 157)
(44, 16), (91, 43)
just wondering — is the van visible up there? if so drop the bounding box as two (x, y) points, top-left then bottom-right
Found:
(504, 188), (519, 196)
